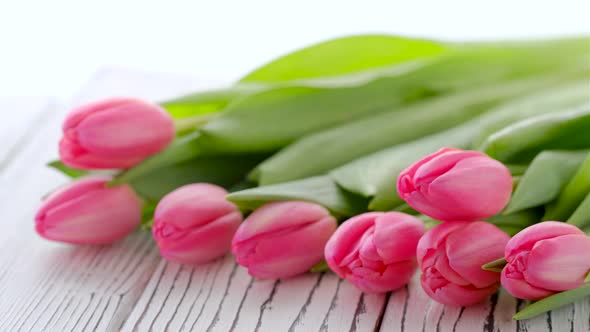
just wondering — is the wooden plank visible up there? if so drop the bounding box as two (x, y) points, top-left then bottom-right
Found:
(0, 68), (222, 332)
(0, 97), (55, 171)
(379, 273), (589, 332)
(122, 257), (387, 331)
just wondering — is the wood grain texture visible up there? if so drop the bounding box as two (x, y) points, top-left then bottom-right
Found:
(379, 274), (589, 332)
(0, 69), (588, 332)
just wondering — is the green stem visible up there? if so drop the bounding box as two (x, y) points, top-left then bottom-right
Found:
(481, 257), (507, 272)
(310, 260), (331, 273)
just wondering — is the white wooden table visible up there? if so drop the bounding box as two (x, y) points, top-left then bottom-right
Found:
(1, 69), (588, 332)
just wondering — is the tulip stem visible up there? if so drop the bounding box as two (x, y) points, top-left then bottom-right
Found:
(481, 257), (507, 272)
(585, 270), (590, 283)
(310, 261), (331, 273)
(174, 113), (218, 134)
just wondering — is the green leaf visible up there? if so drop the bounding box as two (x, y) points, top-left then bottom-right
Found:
(47, 160), (89, 178)
(129, 154), (268, 202)
(471, 79), (590, 148)
(161, 84), (264, 119)
(504, 150), (589, 214)
(567, 192), (590, 229)
(253, 74), (565, 185)
(545, 152), (590, 221)
(513, 282), (590, 320)
(240, 35), (448, 82)
(203, 38), (590, 155)
(480, 103), (590, 163)
(331, 78), (590, 211)
(226, 176), (369, 218)
(488, 209), (541, 236)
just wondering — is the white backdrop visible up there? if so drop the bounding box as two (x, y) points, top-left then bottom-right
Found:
(1, 0), (589, 98)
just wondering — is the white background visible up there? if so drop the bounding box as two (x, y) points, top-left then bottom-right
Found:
(0, 0), (589, 98)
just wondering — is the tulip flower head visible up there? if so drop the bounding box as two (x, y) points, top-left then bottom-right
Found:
(325, 212), (425, 293)
(232, 201), (337, 279)
(418, 221), (510, 306)
(60, 97), (175, 169)
(397, 148), (513, 222)
(35, 176), (142, 245)
(501, 221), (590, 300)
(153, 183), (243, 265)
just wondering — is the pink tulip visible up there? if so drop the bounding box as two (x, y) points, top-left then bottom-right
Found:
(153, 183), (242, 265)
(232, 201), (337, 279)
(325, 212), (425, 293)
(397, 148), (513, 222)
(35, 176), (142, 245)
(501, 221), (590, 300)
(418, 221), (510, 306)
(60, 97), (175, 169)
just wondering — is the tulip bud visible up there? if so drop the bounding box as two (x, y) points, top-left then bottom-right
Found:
(152, 183), (242, 265)
(59, 97), (175, 169)
(232, 201), (337, 279)
(35, 176), (142, 245)
(501, 221), (590, 300)
(417, 221), (510, 306)
(397, 148), (513, 222)
(325, 212), (425, 293)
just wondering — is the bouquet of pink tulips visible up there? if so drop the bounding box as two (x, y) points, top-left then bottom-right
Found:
(37, 35), (590, 320)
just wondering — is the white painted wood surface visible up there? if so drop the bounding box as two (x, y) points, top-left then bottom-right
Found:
(0, 69), (587, 332)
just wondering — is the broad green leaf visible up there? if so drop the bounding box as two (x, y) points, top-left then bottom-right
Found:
(48, 160), (89, 178)
(252, 74), (581, 185)
(332, 79), (590, 211)
(567, 193), (590, 229)
(202, 38), (590, 154)
(161, 84), (264, 119)
(472, 79), (590, 147)
(129, 154), (267, 202)
(488, 209), (540, 236)
(226, 176), (369, 218)
(480, 103), (590, 163)
(544, 152), (590, 221)
(240, 35), (448, 82)
(513, 282), (590, 320)
(504, 150), (589, 214)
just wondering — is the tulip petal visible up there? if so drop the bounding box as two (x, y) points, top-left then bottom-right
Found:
(525, 234), (590, 291)
(35, 176), (110, 221)
(373, 212), (425, 263)
(501, 268), (554, 300)
(37, 184), (142, 244)
(505, 222), (584, 261)
(446, 222), (509, 288)
(157, 211), (242, 264)
(349, 260), (416, 293)
(154, 183), (236, 229)
(417, 222), (465, 268)
(426, 157), (512, 220)
(412, 150), (483, 187)
(233, 201), (334, 244)
(235, 215), (336, 279)
(421, 273), (498, 306)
